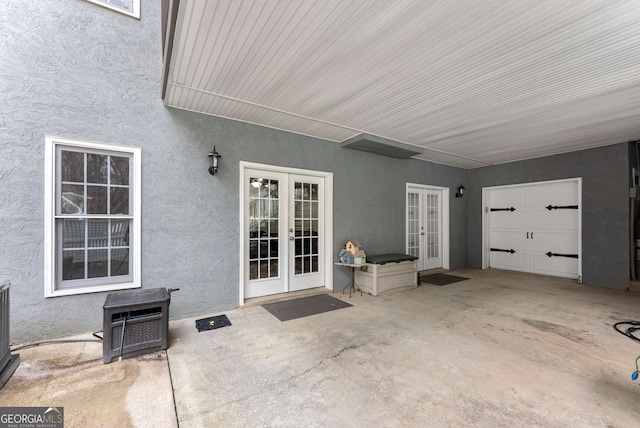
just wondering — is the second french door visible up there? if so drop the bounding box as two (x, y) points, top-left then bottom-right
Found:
(407, 186), (444, 271)
(244, 168), (325, 299)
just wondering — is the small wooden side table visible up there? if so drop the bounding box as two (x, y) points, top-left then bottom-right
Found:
(335, 262), (367, 297)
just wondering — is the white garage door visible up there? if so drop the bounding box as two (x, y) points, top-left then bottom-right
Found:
(488, 179), (580, 280)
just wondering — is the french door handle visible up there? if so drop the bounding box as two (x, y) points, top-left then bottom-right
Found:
(526, 232), (529, 239)
(420, 232), (425, 235)
(289, 237), (294, 241)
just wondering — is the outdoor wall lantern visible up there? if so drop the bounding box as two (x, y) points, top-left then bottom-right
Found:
(455, 184), (466, 198)
(208, 146), (221, 175)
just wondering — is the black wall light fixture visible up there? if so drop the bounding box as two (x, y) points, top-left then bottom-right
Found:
(455, 185), (466, 198)
(208, 146), (221, 175)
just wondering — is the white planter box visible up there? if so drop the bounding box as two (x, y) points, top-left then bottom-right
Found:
(355, 260), (417, 296)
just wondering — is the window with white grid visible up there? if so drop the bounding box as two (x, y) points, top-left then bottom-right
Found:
(45, 137), (141, 297)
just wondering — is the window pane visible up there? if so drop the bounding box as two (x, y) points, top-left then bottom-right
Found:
(111, 248), (129, 276)
(62, 219), (85, 249)
(88, 219), (109, 247)
(295, 257), (302, 275)
(87, 153), (108, 184)
(110, 156), (129, 185)
(87, 186), (108, 214)
(110, 187), (129, 214)
(61, 184), (84, 214)
(259, 240), (268, 258)
(61, 151), (84, 182)
(249, 219), (259, 238)
(249, 261), (258, 280)
(269, 239), (278, 258)
(269, 220), (278, 237)
(249, 240), (258, 259)
(62, 250), (85, 280)
(269, 180), (278, 198)
(111, 220), (129, 247)
(311, 184), (318, 200)
(259, 260), (269, 279)
(87, 249), (108, 278)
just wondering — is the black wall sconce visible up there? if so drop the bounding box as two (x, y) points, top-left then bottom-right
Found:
(208, 146), (221, 175)
(455, 184), (466, 198)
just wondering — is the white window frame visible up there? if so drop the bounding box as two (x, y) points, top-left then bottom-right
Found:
(84, 0), (141, 19)
(44, 136), (141, 297)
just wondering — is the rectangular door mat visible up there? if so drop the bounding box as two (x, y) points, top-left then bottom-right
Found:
(262, 294), (352, 322)
(421, 273), (470, 286)
(195, 314), (232, 332)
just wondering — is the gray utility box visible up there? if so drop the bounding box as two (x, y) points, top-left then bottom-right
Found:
(103, 288), (170, 364)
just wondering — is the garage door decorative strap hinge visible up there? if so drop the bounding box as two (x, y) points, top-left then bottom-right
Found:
(490, 207), (516, 212)
(545, 205), (578, 210)
(545, 252), (578, 258)
(490, 248), (516, 254)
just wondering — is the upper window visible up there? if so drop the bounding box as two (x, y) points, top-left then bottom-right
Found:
(85, 0), (140, 19)
(45, 137), (141, 297)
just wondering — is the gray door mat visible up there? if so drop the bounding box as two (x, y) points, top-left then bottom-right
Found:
(262, 294), (352, 322)
(195, 315), (232, 332)
(421, 273), (470, 286)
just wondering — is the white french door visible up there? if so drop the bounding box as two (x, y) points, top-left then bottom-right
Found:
(242, 166), (327, 299)
(407, 185), (447, 271)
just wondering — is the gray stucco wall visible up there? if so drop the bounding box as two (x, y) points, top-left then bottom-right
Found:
(467, 143), (630, 290)
(1, 0), (466, 342)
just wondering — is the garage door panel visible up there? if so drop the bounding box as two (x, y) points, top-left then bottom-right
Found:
(490, 252), (527, 271)
(533, 254), (579, 278)
(490, 211), (526, 229)
(533, 232), (578, 254)
(533, 182), (579, 206)
(490, 231), (526, 251)
(490, 188), (525, 207)
(533, 210), (579, 230)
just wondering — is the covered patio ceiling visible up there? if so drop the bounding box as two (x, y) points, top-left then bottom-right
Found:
(163, 0), (640, 168)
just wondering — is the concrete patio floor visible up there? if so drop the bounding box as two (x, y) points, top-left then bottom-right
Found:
(2, 268), (640, 427)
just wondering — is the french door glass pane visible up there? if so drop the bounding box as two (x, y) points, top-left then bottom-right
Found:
(294, 182), (319, 275)
(407, 192), (420, 258)
(249, 177), (279, 280)
(427, 194), (439, 258)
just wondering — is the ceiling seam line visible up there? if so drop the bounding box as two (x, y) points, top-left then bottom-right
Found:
(169, 82), (490, 165)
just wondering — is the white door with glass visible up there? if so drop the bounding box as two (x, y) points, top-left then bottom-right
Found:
(244, 168), (325, 298)
(407, 187), (442, 271)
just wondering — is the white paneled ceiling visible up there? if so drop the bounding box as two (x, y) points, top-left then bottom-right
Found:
(164, 0), (640, 168)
